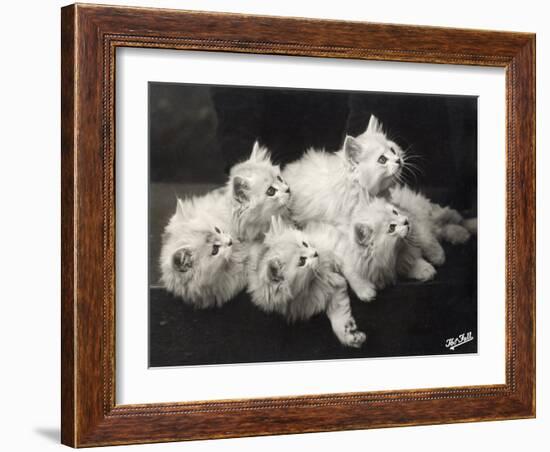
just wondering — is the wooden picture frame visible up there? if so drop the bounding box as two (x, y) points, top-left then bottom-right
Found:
(61, 3), (535, 447)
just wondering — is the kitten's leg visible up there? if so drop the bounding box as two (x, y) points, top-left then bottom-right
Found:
(344, 269), (377, 302)
(438, 224), (471, 245)
(446, 210), (478, 239)
(432, 203), (472, 244)
(404, 257), (436, 282)
(422, 236), (446, 266)
(410, 230), (445, 265)
(326, 284), (367, 348)
(409, 225), (446, 266)
(462, 217), (478, 235)
(432, 204), (463, 224)
(398, 242), (440, 279)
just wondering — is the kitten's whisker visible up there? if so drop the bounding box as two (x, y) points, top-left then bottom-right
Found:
(402, 155), (425, 162)
(393, 171), (405, 184)
(402, 156), (423, 166)
(402, 147), (426, 161)
(403, 159), (423, 168)
(403, 162), (424, 177)
(395, 172), (408, 186)
(401, 165), (419, 184)
(403, 146), (425, 159)
(398, 169), (413, 185)
(402, 165), (420, 178)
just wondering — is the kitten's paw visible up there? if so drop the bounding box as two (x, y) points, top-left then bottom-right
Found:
(354, 284), (376, 302)
(425, 244), (446, 266)
(435, 207), (463, 224)
(409, 259), (436, 282)
(462, 218), (478, 235)
(345, 330), (367, 348)
(340, 319), (367, 348)
(443, 224), (471, 245)
(445, 208), (464, 224)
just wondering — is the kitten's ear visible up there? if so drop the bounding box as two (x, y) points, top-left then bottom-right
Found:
(250, 140), (260, 160)
(232, 176), (251, 204)
(250, 140), (266, 161)
(175, 198), (186, 219)
(250, 140), (270, 163)
(354, 222), (373, 246)
(365, 115), (383, 135)
(267, 258), (284, 283)
(172, 248), (193, 272)
(344, 135), (363, 165)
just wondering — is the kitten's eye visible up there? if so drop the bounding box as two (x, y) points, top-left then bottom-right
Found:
(266, 186), (277, 196)
(392, 209), (398, 215)
(302, 241), (309, 248)
(388, 224), (396, 233)
(378, 155), (388, 164)
(277, 175), (283, 182)
(214, 227), (221, 233)
(298, 256), (307, 267)
(390, 147), (396, 155)
(211, 244), (220, 256)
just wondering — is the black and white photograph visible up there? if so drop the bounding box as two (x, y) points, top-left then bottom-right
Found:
(148, 83), (478, 367)
(1, 0), (543, 449)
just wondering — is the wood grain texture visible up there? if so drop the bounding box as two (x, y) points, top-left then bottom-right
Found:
(60, 3), (536, 447)
(60, 5), (76, 447)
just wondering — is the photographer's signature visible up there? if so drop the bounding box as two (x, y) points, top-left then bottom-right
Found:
(445, 331), (474, 350)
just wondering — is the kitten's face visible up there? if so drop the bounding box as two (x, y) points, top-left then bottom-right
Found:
(264, 219), (319, 290)
(344, 115), (404, 195)
(230, 143), (291, 215)
(165, 213), (235, 280)
(233, 166), (290, 209)
(352, 199), (410, 252)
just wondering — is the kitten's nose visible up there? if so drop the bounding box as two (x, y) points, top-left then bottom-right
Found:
(227, 239), (233, 247)
(285, 187), (291, 194)
(403, 219), (409, 226)
(396, 158), (403, 166)
(313, 251), (318, 258)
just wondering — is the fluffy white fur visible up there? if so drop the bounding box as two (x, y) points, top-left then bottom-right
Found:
(226, 142), (292, 242)
(159, 141), (292, 306)
(283, 115), (405, 226)
(247, 217), (366, 348)
(159, 193), (248, 308)
(388, 184), (473, 252)
(283, 115), (476, 262)
(305, 198), (436, 302)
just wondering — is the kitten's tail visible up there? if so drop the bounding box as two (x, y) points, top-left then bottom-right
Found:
(461, 218), (478, 235)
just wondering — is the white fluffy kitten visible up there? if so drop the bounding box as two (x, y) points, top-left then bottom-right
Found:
(283, 115), (405, 226)
(159, 141), (293, 306)
(305, 198), (436, 302)
(226, 142), (292, 242)
(159, 194), (248, 308)
(388, 184), (473, 260)
(283, 114), (475, 259)
(247, 217), (366, 348)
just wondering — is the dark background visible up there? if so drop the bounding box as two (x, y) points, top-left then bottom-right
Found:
(149, 82), (478, 367)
